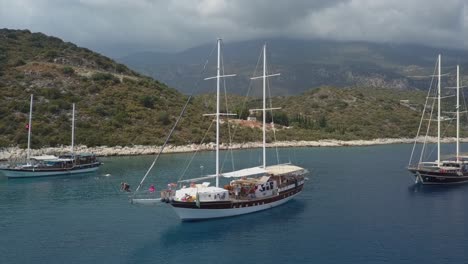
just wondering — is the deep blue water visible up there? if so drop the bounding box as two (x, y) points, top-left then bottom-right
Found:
(1, 144), (468, 264)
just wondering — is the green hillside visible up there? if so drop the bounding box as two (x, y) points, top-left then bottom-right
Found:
(0, 29), (212, 148)
(272, 87), (427, 140)
(0, 29), (449, 149)
(212, 87), (430, 142)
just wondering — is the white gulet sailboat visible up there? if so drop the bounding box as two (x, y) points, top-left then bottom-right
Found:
(0, 95), (101, 178)
(134, 39), (308, 220)
(408, 55), (468, 184)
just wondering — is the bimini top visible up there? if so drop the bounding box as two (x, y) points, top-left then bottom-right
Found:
(77, 153), (96, 157)
(178, 166), (267, 183)
(220, 167), (267, 178)
(265, 164), (305, 176)
(30, 155), (59, 161)
(178, 165), (305, 183)
(443, 156), (468, 162)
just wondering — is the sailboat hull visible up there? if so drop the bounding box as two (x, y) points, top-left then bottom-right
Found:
(0, 163), (101, 178)
(409, 168), (468, 185)
(170, 183), (303, 221)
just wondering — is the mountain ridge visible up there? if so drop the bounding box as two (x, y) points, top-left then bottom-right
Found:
(119, 38), (468, 96)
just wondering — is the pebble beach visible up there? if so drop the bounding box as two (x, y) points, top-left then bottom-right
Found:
(1, 136), (466, 161)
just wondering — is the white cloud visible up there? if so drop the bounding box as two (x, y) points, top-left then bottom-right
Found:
(294, 0), (466, 48)
(0, 0), (466, 56)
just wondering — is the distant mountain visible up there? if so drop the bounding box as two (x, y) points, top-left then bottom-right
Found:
(119, 38), (468, 96)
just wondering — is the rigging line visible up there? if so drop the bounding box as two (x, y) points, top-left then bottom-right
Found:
(421, 96), (436, 163)
(266, 60), (281, 165)
(424, 76), (458, 163)
(219, 47), (236, 173)
(177, 120), (215, 182)
(419, 59), (438, 164)
(459, 76), (468, 147)
(216, 45), (233, 174)
(133, 94), (192, 194)
(133, 43), (217, 195)
(421, 85), (437, 163)
(220, 47), (264, 165)
(425, 63), (461, 162)
(410, 58), (438, 165)
(462, 78), (468, 124)
(426, 110), (456, 161)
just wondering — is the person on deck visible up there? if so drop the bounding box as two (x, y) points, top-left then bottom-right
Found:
(149, 184), (155, 193)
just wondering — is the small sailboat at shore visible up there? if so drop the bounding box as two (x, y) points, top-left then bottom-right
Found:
(0, 96), (101, 178)
(132, 39), (308, 220)
(408, 55), (468, 184)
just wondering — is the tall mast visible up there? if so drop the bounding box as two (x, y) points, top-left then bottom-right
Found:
(203, 39), (236, 187)
(456, 65), (460, 160)
(262, 44), (267, 169)
(27, 94), (33, 161)
(216, 38), (221, 187)
(437, 54), (441, 166)
(71, 103), (75, 155)
(249, 43), (281, 168)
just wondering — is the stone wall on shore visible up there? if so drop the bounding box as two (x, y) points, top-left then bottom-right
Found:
(1, 137), (466, 161)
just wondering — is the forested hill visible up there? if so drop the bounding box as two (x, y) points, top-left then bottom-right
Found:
(186, 86), (433, 142)
(0, 29), (212, 148)
(0, 29), (439, 149)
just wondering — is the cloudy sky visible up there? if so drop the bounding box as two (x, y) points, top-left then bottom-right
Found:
(1, 0), (467, 57)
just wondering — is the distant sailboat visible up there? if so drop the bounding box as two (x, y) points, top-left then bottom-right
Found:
(408, 55), (468, 184)
(0, 97), (101, 178)
(132, 39), (308, 220)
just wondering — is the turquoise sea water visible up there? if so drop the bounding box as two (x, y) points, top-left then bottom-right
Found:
(1, 144), (468, 264)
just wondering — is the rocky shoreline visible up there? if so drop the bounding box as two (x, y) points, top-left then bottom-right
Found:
(1, 137), (467, 161)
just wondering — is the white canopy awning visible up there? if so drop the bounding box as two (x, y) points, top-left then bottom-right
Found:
(178, 166), (267, 183)
(30, 155), (59, 161)
(178, 175), (217, 183)
(265, 164), (305, 176)
(219, 167), (267, 178)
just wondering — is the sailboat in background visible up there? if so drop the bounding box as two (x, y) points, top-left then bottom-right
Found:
(152, 39), (308, 220)
(0, 96), (101, 178)
(408, 55), (468, 184)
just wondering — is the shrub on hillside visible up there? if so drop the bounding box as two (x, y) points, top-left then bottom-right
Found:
(62, 66), (74, 76)
(91, 72), (119, 84)
(139, 95), (155, 109)
(157, 112), (171, 125)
